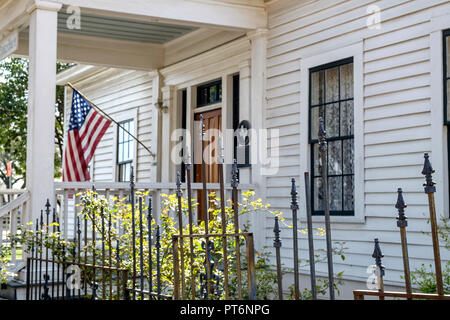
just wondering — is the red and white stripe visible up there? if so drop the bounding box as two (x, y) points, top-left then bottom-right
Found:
(62, 108), (111, 182)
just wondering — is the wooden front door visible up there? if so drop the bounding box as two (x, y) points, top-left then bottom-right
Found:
(194, 108), (222, 221)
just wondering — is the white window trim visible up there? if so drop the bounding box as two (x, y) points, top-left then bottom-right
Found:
(299, 41), (365, 224)
(430, 13), (450, 219)
(112, 109), (139, 182)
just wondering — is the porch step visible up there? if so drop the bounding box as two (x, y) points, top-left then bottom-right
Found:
(0, 279), (26, 300)
(0, 278), (66, 300)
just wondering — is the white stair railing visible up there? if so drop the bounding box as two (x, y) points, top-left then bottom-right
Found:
(0, 190), (29, 265)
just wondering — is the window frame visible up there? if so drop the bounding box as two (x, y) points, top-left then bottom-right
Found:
(196, 79), (222, 108)
(444, 29), (450, 217)
(117, 119), (135, 182)
(444, 29), (450, 126)
(299, 42), (365, 224)
(308, 57), (355, 217)
(112, 110), (138, 183)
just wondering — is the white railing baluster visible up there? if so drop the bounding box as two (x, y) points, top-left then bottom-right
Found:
(63, 190), (69, 239)
(10, 207), (17, 264)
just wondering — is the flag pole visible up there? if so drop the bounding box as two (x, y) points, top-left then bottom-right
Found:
(66, 82), (156, 158)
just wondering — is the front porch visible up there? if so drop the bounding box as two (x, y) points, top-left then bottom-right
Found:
(0, 0), (268, 230)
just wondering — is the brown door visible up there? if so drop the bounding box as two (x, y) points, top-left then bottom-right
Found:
(194, 108), (222, 221)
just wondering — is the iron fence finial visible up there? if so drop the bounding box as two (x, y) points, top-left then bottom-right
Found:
(422, 153), (436, 194)
(176, 171), (182, 197)
(273, 216), (281, 248)
(45, 199), (51, 216)
(396, 188), (408, 227)
(231, 159), (239, 188)
(372, 238), (385, 277)
(291, 178), (299, 210)
(40, 210), (43, 227)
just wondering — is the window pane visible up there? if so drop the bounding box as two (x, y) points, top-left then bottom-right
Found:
(310, 106), (324, 140)
(447, 80), (450, 123)
(118, 144), (122, 162)
(340, 63), (354, 99)
(126, 140), (130, 160)
(325, 103), (339, 138)
(340, 100), (354, 136)
(129, 141), (134, 160)
(447, 35), (450, 78)
(328, 176), (342, 211)
(311, 71), (324, 105)
(343, 139), (354, 174)
(314, 177), (324, 211)
(309, 59), (354, 216)
(328, 140), (342, 175)
(343, 175), (354, 211)
(313, 143), (322, 177)
(325, 67), (339, 103)
(209, 86), (216, 104)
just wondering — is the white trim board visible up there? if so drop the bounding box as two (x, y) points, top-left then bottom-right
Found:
(430, 13), (450, 219)
(299, 41), (365, 224)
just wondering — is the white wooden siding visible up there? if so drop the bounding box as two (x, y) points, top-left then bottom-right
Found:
(265, 0), (450, 291)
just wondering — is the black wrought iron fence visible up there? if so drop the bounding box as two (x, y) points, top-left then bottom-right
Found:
(353, 153), (450, 300)
(22, 115), (450, 301)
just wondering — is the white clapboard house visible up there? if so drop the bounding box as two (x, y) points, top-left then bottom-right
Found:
(0, 0), (450, 299)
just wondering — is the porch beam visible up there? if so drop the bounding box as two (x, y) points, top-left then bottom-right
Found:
(25, 1), (61, 223)
(0, 0), (33, 40)
(47, 0), (267, 30)
(16, 32), (165, 70)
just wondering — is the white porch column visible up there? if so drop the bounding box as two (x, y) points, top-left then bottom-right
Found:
(161, 85), (175, 183)
(25, 1), (61, 223)
(150, 71), (163, 183)
(247, 28), (268, 252)
(238, 59), (251, 184)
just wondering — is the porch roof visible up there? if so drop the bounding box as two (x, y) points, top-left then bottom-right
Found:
(1, 0), (263, 70)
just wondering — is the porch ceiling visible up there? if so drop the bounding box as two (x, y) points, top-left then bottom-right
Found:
(57, 10), (198, 44)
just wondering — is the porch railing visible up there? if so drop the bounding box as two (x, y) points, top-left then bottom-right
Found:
(53, 181), (255, 241)
(0, 189), (29, 265)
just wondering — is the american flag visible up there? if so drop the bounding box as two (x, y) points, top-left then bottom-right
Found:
(62, 90), (111, 182)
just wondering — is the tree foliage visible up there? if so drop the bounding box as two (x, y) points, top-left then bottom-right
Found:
(0, 57), (72, 189)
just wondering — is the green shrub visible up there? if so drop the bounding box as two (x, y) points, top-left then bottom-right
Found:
(4, 189), (345, 299)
